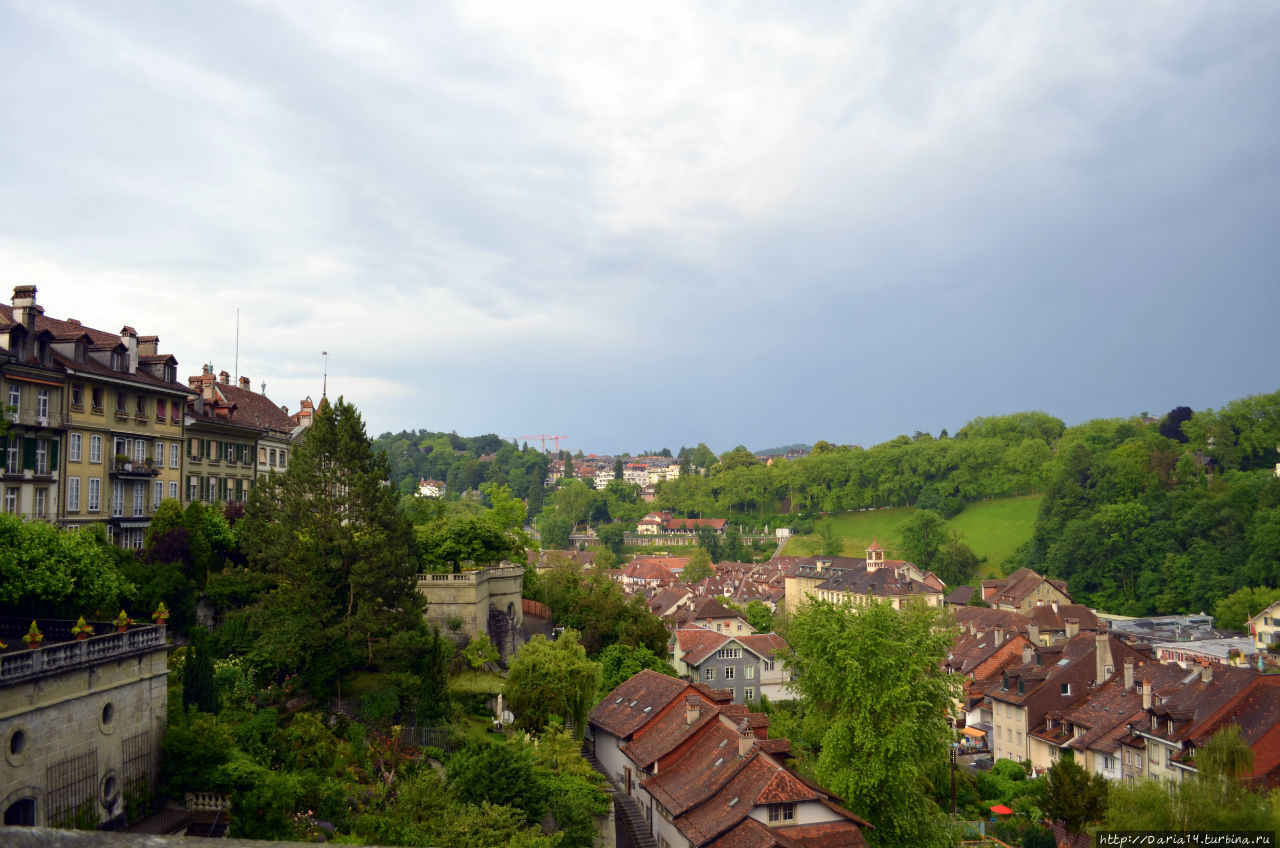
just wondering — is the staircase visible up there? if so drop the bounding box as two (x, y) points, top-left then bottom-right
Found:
(583, 744), (657, 848)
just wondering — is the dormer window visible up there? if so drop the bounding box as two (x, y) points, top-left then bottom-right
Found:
(75, 340), (87, 363)
(112, 350), (126, 371)
(1002, 673), (1009, 691)
(1017, 680), (1024, 695)
(164, 364), (176, 382)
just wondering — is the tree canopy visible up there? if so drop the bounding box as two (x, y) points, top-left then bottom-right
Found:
(504, 630), (602, 733)
(237, 397), (422, 688)
(785, 598), (960, 847)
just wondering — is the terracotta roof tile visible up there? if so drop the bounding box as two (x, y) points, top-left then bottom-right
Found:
(590, 669), (693, 738)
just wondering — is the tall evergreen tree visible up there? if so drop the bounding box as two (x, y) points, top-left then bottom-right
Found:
(182, 631), (220, 714)
(239, 397), (421, 690)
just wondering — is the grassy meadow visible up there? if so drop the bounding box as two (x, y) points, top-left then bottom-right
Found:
(780, 494), (1042, 581)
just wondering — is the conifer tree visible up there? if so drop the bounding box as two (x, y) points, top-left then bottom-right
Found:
(239, 397), (420, 691)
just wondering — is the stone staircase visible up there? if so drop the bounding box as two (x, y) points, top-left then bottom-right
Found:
(583, 744), (657, 848)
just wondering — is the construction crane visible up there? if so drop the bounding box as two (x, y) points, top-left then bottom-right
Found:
(513, 434), (568, 453)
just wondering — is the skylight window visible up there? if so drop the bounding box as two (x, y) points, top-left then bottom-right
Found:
(728, 797), (739, 807)
(643, 706), (652, 713)
(714, 758), (724, 767)
(616, 698), (624, 704)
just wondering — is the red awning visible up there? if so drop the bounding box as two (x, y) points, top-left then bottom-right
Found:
(990, 805), (1013, 816)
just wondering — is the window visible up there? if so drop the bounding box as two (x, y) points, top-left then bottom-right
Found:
(717, 647), (742, 660)
(33, 488), (46, 519)
(269, 448), (277, 467)
(171, 400), (181, 421)
(67, 477), (81, 512)
(111, 481), (124, 516)
(226, 442), (235, 463)
(724, 667), (735, 680)
(169, 481), (178, 500)
(170, 444), (179, 468)
(745, 666), (754, 680)
(278, 449), (286, 469)
(88, 478), (101, 512)
(7, 384), (19, 413)
(4, 487), (16, 514)
(35, 440), (48, 475)
(744, 687), (755, 701)
(71, 384), (84, 408)
(69, 433), (82, 462)
(768, 803), (794, 823)
(188, 476), (198, 502)
(763, 660), (774, 672)
(207, 477), (216, 502)
(136, 395), (146, 416)
(36, 389), (49, 419)
(704, 668), (715, 682)
(259, 446), (267, 463)
(92, 387), (104, 412)
(155, 441), (164, 464)
(5, 443), (17, 474)
(156, 399), (165, 422)
(1061, 683), (1071, 696)
(133, 439), (146, 464)
(114, 436), (128, 458)
(90, 434), (102, 464)
(153, 480), (163, 509)
(115, 392), (127, 413)
(133, 481), (144, 516)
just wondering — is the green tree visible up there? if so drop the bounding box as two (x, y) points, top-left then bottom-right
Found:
(1214, 585), (1280, 632)
(463, 633), (500, 684)
(613, 456), (623, 480)
(1043, 751), (1107, 837)
(597, 643), (677, 695)
(448, 739), (546, 825)
(745, 599), (774, 633)
(181, 632), (220, 714)
(681, 548), (714, 584)
(416, 625), (455, 725)
(596, 523), (626, 558)
(504, 630), (602, 734)
(0, 517), (133, 617)
(697, 525), (722, 562)
(786, 599), (961, 847)
(816, 520), (842, 557)
(900, 509), (947, 571)
(238, 397), (421, 688)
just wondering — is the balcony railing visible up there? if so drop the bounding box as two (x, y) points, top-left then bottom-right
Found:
(0, 621), (165, 687)
(112, 458), (161, 478)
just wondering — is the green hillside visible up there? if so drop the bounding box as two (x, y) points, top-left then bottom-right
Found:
(780, 494), (1042, 580)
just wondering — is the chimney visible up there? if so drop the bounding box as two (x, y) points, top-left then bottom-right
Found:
(1124, 657), (1135, 690)
(994, 627), (1004, 647)
(119, 326), (138, 373)
(968, 621), (976, 637)
(1096, 633), (1113, 686)
(738, 719), (754, 757)
(11, 285), (38, 330)
(239, 376), (251, 391)
(1022, 644), (1035, 665)
(1141, 679), (1153, 711)
(1065, 617), (1080, 639)
(1200, 660), (1212, 684)
(1027, 622), (1040, 646)
(1051, 600), (1059, 614)
(219, 370), (230, 384)
(685, 696), (701, 725)
(138, 335), (159, 356)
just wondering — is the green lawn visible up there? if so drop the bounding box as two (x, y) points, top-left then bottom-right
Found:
(780, 494), (1042, 581)
(448, 670), (506, 696)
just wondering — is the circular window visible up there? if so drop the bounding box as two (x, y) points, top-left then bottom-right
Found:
(100, 770), (121, 809)
(97, 701), (116, 735)
(4, 727), (29, 767)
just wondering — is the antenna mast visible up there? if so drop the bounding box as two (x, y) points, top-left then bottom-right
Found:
(234, 308), (240, 383)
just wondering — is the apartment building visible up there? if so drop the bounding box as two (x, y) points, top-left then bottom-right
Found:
(0, 287), (188, 547)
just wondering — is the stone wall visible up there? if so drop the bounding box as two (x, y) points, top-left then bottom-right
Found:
(1, 625), (167, 829)
(417, 566), (525, 659)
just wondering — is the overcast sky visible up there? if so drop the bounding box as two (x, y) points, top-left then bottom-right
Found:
(2, 2), (1277, 455)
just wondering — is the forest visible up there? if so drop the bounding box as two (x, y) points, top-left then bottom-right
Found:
(372, 390), (1280, 619)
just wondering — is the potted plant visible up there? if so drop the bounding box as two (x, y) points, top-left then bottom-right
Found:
(151, 602), (170, 625)
(22, 620), (43, 649)
(113, 610), (134, 632)
(71, 617), (95, 640)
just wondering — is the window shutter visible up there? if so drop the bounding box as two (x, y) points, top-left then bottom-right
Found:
(50, 440), (59, 471)
(23, 438), (36, 469)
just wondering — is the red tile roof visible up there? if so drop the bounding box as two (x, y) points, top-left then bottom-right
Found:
(589, 669), (694, 739)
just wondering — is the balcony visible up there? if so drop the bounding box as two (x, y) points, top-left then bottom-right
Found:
(6, 408), (67, 429)
(111, 457), (161, 478)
